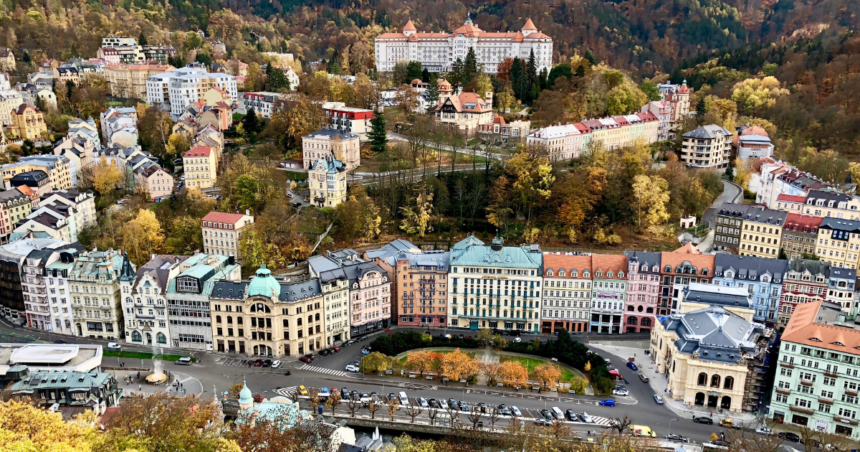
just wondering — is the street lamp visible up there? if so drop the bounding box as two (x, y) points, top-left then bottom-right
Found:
(668, 418), (678, 436)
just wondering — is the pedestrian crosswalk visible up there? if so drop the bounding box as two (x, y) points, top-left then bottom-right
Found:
(274, 387), (297, 398)
(300, 364), (348, 377)
(590, 416), (614, 427)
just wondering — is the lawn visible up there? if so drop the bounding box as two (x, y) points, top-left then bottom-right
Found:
(500, 355), (577, 381)
(398, 348), (477, 363)
(104, 350), (188, 361)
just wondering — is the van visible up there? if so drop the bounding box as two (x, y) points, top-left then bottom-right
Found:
(551, 407), (564, 420)
(399, 391), (409, 406)
(629, 425), (655, 437)
(175, 357), (192, 365)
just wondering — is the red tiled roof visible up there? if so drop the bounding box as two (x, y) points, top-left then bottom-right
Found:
(784, 213), (823, 232)
(591, 254), (627, 279)
(202, 211), (249, 224)
(184, 146), (211, 158)
(522, 18), (537, 31)
(543, 254), (592, 277)
(782, 300), (860, 354)
(403, 19), (417, 32)
(436, 92), (490, 113)
(12, 103), (40, 115)
(660, 248), (714, 276)
(377, 33), (406, 39)
(777, 194), (806, 203)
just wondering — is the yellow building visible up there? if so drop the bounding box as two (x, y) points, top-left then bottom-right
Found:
(0, 155), (72, 191)
(308, 152), (347, 208)
(183, 146), (217, 190)
(7, 104), (47, 141)
(816, 218), (860, 270)
(651, 298), (771, 413)
(103, 64), (174, 99)
(210, 265), (332, 357)
(739, 207), (788, 258)
(799, 189), (860, 221)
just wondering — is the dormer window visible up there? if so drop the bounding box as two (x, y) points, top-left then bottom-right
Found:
(618, 271), (624, 278)
(809, 337), (821, 342)
(546, 269), (553, 277)
(559, 270), (565, 277)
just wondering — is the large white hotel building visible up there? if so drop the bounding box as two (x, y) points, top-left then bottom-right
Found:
(374, 16), (553, 75)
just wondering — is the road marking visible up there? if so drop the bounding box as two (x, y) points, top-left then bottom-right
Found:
(299, 364), (348, 377)
(274, 386), (297, 397)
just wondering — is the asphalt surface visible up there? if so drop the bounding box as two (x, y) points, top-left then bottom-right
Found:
(702, 179), (743, 228)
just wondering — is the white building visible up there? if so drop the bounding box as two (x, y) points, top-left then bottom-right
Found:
(0, 90), (23, 126)
(121, 255), (189, 347)
(375, 16), (552, 75)
(526, 123), (583, 161)
(201, 211), (254, 259)
(70, 249), (132, 340)
(146, 65), (238, 117)
(39, 190), (96, 229)
(640, 101), (672, 141)
(541, 253), (593, 334)
(22, 244), (83, 335)
(243, 92), (281, 119)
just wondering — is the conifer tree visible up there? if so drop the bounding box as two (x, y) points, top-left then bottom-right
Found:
(368, 108), (388, 154)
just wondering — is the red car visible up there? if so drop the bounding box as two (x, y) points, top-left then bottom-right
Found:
(299, 356), (312, 363)
(331, 345), (341, 352)
(253, 359), (264, 367)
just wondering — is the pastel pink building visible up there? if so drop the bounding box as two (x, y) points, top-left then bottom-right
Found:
(624, 250), (661, 333)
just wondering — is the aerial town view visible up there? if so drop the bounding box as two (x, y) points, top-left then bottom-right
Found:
(0, 1), (859, 451)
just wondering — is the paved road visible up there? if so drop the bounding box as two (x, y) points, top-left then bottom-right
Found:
(702, 180), (742, 228)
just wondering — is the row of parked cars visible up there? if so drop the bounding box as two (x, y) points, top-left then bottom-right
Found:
(298, 345), (342, 363)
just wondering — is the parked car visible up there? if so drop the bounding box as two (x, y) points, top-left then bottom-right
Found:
(512, 337), (522, 343)
(653, 394), (664, 404)
(175, 357), (192, 365)
(664, 434), (688, 442)
(361, 348), (371, 355)
(457, 400), (468, 411)
(418, 397), (429, 408)
(755, 427), (773, 436)
(478, 403), (489, 413)
(319, 387), (331, 398)
(271, 360), (282, 369)
(299, 356), (312, 363)
(345, 364), (360, 372)
(253, 359), (264, 367)
(612, 387), (629, 396)
(778, 432), (801, 443)
(693, 417), (713, 425)
(580, 412), (593, 423)
(539, 409), (553, 420)
(566, 409), (578, 421)
(626, 361), (638, 371)
(331, 345), (340, 352)
(428, 399), (440, 409)
(350, 390), (360, 401)
(360, 393), (371, 405)
(598, 399), (616, 407)
(319, 349), (331, 356)
(107, 342), (121, 350)
(497, 404), (512, 416)
(343, 340), (355, 346)
(304, 354), (315, 361)
(510, 406), (522, 417)
(53, 340), (67, 344)
(534, 419), (552, 427)
(438, 399), (449, 410)
(638, 374), (650, 383)
(262, 359), (272, 367)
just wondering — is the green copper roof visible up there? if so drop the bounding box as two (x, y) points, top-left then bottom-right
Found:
(247, 265), (280, 298)
(238, 379), (253, 405)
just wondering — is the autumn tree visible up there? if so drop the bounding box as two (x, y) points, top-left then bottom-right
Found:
(91, 156), (124, 195)
(394, 84), (421, 115)
(405, 350), (435, 377)
(631, 174), (670, 232)
(731, 76), (788, 115)
(533, 363), (562, 390)
(500, 361), (529, 387)
(122, 209), (164, 265)
(0, 399), (100, 451)
(400, 184), (435, 237)
(440, 348), (479, 382)
(480, 362), (503, 386)
(334, 186), (382, 243)
(266, 94), (328, 151)
(325, 391), (342, 415)
(361, 351), (393, 374)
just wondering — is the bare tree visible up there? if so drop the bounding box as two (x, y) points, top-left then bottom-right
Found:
(286, 387), (301, 405)
(488, 406), (500, 430)
(796, 425), (855, 452)
(427, 406), (438, 426)
(610, 415), (633, 435)
(469, 407), (482, 429)
(445, 405), (459, 427)
(368, 400), (381, 420)
(387, 402), (398, 421)
(405, 404), (423, 423)
(724, 425), (783, 452)
(324, 391), (341, 416)
(346, 397), (360, 417)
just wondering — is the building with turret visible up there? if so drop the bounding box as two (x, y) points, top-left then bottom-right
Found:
(375, 16), (552, 75)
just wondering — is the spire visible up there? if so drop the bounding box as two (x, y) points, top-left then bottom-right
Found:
(118, 251), (136, 281)
(403, 18), (417, 32)
(522, 17), (537, 31)
(465, 11), (473, 25)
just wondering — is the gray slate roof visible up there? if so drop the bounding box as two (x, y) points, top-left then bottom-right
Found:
(683, 125), (733, 140)
(660, 306), (764, 364)
(714, 254), (787, 284)
(625, 250), (661, 274)
(683, 282), (753, 309)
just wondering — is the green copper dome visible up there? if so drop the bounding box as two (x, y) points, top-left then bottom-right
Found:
(247, 265), (279, 298)
(238, 379), (253, 405)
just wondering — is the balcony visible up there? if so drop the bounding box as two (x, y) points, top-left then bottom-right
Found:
(789, 405), (814, 415)
(800, 379), (813, 386)
(846, 389), (858, 397)
(779, 361), (794, 369)
(775, 388), (791, 395)
(833, 415), (859, 426)
(824, 371), (838, 378)
(818, 397), (833, 405)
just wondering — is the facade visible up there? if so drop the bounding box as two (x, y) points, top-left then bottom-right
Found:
(738, 206), (788, 258)
(309, 249), (392, 337)
(1, 155), (73, 191)
(589, 254), (628, 334)
(477, 114), (530, 141)
(166, 253), (241, 350)
(714, 203), (757, 253)
(70, 249), (133, 340)
(680, 125), (733, 170)
(542, 253), (592, 334)
(40, 190), (96, 229)
(775, 194), (806, 214)
(0, 239), (78, 323)
(640, 101), (672, 141)
(201, 211), (255, 259)
(302, 128), (360, 171)
(624, 251), (661, 334)
(713, 254), (787, 326)
(651, 302), (770, 413)
(53, 66), (81, 86)
(243, 92), (280, 119)
(121, 255), (188, 347)
(395, 249), (450, 328)
(323, 103), (375, 140)
(210, 265), (327, 357)
(735, 125), (774, 160)
(0, 48), (15, 72)
(9, 369), (121, 413)
(782, 214), (823, 260)
(134, 165), (174, 200)
(660, 245), (715, 315)
(435, 92), (494, 136)
(526, 124), (584, 161)
(183, 146), (217, 190)
(7, 104), (47, 141)
(103, 64), (174, 99)
(769, 300), (860, 439)
(816, 218), (860, 270)
(375, 17), (552, 75)
(0, 89), (23, 126)
(22, 245), (83, 334)
(9, 170), (52, 197)
(0, 188), (32, 243)
(658, 81), (692, 131)
(147, 65), (238, 117)
(827, 267), (857, 315)
(308, 152), (348, 208)
(778, 259), (830, 328)
(801, 189), (860, 221)
(447, 236), (543, 333)
(362, 239), (419, 326)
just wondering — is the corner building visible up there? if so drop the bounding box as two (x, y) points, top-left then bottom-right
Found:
(447, 236), (543, 333)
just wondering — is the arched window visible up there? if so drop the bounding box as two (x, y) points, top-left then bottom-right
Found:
(297, 318), (303, 326)
(546, 269), (553, 277)
(724, 376), (734, 390)
(697, 373), (707, 386)
(307, 315), (313, 324)
(711, 374), (721, 388)
(641, 318), (652, 327)
(315, 313), (320, 321)
(216, 315), (222, 323)
(156, 332), (166, 344)
(227, 316), (233, 324)
(627, 317), (638, 325)
(132, 331), (142, 342)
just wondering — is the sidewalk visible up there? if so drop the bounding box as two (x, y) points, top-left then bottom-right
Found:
(590, 343), (761, 426)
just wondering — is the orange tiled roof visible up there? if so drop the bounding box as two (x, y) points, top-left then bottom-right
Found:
(184, 146), (211, 158)
(543, 254), (592, 277)
(777, 194), (806, 203)
(660, 248), (714, 276)
(522, 18), (537, 31)
(403, 19), (417, 32)
(202, 211), (249, 224)
(782, 300), (860, 354)
(591, 254), (627, 279)
(436, 92), (490, 113)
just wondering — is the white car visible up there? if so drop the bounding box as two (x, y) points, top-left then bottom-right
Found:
(612, 387), (629, 396)
(345, 364), (360, 372)
(755, 427), (773, 436)
(107, 342), (121, 350)
(438, 399), (448, 410)
(513, 337), (522, 343)
(580, 412), (593, 423)
(653, 394), (664, 404)
(271, 360), (282, 369)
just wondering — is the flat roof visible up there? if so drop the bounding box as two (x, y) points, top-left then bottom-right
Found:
(0, 343), (102, 373)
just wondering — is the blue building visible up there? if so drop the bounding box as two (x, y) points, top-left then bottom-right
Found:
(712, 254), (787, 327)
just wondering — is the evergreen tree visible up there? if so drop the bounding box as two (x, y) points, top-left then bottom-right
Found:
(368, 108), (388, 154)
(547, 64), (572, 89)
(243, 108), (261, 134)
(527, 49), (538, 88)
(280, 41), (288, 53)
(138, 32), (148, 46)
(34, 93), (46, 112)
(575, 65), (586, 77)
(538, 68), (549, 90)
(327, 58), (341, 75)
(510, 57), (528, 101)
(462, 47), (479, 88)
(195, 52), (211, 68)
(584, 50), (596, 66)
(406, 61), (423, 82)
(450, 58), (464, 88)
(426, 81), (439, 106)
(696, 98), (707, 117)
(421, 68), (430, 83)
(22, 51), (30, 64)
(266, 65), (290, 91)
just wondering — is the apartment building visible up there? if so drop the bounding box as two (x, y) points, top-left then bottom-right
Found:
(315, 265), (351, 346)
(447, 236), (543, 334)
(735, 125), (774, 160)
(183, 146), (217, 190)
(363, 239), (418, 326)
(0, 47), (15, 72)
(658, 81), (692, 130)
(541, 254), (592, 334)
(166, 253), (240, 350)
(103, 64), (174, 99)
(526, 124), (584, 161)
(243, 92), (281, 119)
(435, 92), (494, 137)
(120, 255), (188, 347)
(201, 211), (254, 259)
(816, 219), (860, 270)
(660, 244), (715, 315)
(22, 245), (83, 333)
(801, 190), (860, 221)
(9, 170), (52, 198)
(782, 214), (823, 261)
(134, 165), (174, 201)
(827, 267), (857, 315)
(775, 194), (806, 214)
(308, 152), (348, 208)
(210, 265), (327, 357)
(680, 125), (733, 170)
(713, 254), (787, 327)
(323, 103), (375, 140)
(394, 250), (450, 328)
(6, 104), (47, 141)
(624, 251), (661, 333)
(738, 206), (788, 258)
(477, 115), (531, 142)
(0, 189), (32, 243)
(640, 100), (672, 141)
(0, 155), (72, 191)
(769, 300), (860, 440)
(714, 203), (757, 253)
(40, 190), (96, 229)
(163, 66), (238, 117)
(0, 238), (76, 324)
(778, 259), (830, 328)
(589, 254), (628, 334)
(0, 89), (23, 126)
(70, 249), (133, 340)
(302, 128), (360, 171)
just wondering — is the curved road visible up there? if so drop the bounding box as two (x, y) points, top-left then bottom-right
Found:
(702, 180), (743, 228)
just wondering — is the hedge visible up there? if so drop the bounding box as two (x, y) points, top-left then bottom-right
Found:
(369, 331), (479, 356)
